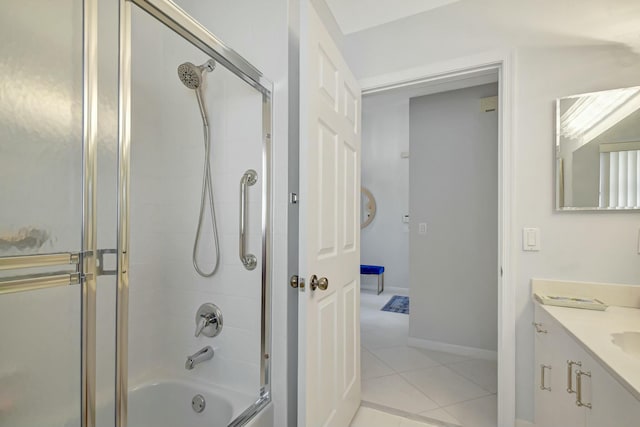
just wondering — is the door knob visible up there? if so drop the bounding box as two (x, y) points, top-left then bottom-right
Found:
(310, 275), (329, 291)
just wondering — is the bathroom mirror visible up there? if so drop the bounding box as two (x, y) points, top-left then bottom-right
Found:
(361, 187), (376, 228)
(556, 86), (640, 210)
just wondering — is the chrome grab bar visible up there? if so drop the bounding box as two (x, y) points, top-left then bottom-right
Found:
(239, 169), (258, 270)
(0, 252), (81, 271)
(0, 271), (81, 295)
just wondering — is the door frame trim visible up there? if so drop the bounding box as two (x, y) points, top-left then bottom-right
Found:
(360, 49), (517, 427)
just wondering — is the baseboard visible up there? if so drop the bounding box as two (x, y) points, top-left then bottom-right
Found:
(360, 285), (410, 295)
(408, 337), (498, 361)
(515, 419), (534, 427)
(383, 286), (409, 295)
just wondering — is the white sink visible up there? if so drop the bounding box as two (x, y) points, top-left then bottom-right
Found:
(612, 331), (640, 358)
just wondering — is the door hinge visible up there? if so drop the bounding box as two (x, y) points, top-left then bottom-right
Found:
(289, 192), (298, 204)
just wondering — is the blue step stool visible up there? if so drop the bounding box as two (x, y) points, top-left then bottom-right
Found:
(360, 265), (385, 295)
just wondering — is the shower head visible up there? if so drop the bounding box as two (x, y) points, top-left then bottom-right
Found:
(177, 59), (216, 89)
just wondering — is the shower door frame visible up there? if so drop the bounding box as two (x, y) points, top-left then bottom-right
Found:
(116, 1), (274, 426)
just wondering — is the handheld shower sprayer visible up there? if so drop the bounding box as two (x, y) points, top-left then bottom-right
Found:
(177, 59), (220, 277)
(177, 59), (216, 89)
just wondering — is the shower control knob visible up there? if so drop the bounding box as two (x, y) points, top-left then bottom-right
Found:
(195, 303), (223, 338)
(309, 275), (329, 291)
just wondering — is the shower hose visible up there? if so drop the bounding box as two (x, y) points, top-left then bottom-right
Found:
(192, 88), (220, 277)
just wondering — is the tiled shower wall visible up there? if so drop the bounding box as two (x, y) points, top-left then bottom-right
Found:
(127, 5), (265, 398)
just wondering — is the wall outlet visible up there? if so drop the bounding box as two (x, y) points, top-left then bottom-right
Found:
(418, 223), (427, 234)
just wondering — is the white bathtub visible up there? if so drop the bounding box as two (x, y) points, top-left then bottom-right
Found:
(128, 380), (272, 427)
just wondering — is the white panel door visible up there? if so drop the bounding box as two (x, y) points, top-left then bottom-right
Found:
(298, 3), (362, 427)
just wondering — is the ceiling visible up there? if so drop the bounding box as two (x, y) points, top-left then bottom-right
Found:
(323, 0), (460, 34)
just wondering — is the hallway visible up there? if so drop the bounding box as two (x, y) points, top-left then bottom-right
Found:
(359, 291), (497, 427)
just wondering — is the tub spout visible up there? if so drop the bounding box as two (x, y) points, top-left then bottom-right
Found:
(185, 346), (214, 370)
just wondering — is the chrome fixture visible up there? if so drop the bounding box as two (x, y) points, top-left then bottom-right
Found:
(178, 59), (221, 277)
(239, 169), (258, 270)
(191, 394), (206, 413)
(185, 346), (214, 370)
(195, 303), (223, 338)
(178, 60), (215, 90)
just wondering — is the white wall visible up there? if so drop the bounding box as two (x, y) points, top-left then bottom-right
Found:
(342, 2), (640, 422)
(409, 83), (499, 353)
(361, 96), (410, 290)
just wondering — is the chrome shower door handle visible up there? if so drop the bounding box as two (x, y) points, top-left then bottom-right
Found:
(239, 169), (258, 270)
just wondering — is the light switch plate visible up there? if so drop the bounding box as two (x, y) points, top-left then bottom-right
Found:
(523, 228), (541, 251)
(418, 223), (427, 234)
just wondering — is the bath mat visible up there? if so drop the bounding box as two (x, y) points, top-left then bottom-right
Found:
(381, 295), (409, 314)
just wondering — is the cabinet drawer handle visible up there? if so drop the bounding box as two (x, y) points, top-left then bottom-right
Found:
(575, 370), (592, 409)
(540, 364), (552, 391)
(566, 360), (581, 393)
(532, 322), (547, 333)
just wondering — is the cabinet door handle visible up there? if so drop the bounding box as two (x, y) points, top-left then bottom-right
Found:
(540, 364), (552, 391)
(575, 370), (592, 409)
(532, 322), (548, 333)
(566, 360), (581, 393)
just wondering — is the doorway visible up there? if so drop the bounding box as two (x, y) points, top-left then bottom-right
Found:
(358, 63), (512, 426)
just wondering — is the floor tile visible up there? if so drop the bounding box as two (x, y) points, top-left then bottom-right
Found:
(371, 346), (441, 373)
(415, 348), (472, 365)
(443, 395), (497, 427)
(447, 359), (498, 393)
(362, 348), (395, 379)
(362, 329), (409, 350)
(350, 407), (401, 427)
(398, 417), (441, 427)
(400, 366), (492, 407)
(420, 408), (461, 425)
(362, 374), (439, 414)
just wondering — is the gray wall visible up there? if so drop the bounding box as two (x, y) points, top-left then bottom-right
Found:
(361, 96), (410, 290)
(409, 83), (498, 352)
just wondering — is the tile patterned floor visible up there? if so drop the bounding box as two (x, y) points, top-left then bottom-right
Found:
(350, 406), (439, 427)
(357, 291), (498, 427)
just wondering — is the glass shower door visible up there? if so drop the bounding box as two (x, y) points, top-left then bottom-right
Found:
(0, 1), (85, 426)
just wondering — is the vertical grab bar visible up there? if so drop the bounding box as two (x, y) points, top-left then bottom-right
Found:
(240, 169), (258, 270)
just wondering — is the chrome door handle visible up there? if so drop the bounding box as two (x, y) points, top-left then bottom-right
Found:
(310, 275), (329, 291)
(567, 360), (582, 393)
(575, 370), (592, 409)
(239, 169), (258, 270)
(540, 364), (552, 391)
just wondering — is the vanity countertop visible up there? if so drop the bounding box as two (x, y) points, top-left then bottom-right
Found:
(537, 302), (640, 401)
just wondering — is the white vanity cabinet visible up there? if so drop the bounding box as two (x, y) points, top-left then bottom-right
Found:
(534, 305), (585, 427)
(533, 304), (640, 427)
(583, 354), (640, 427)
